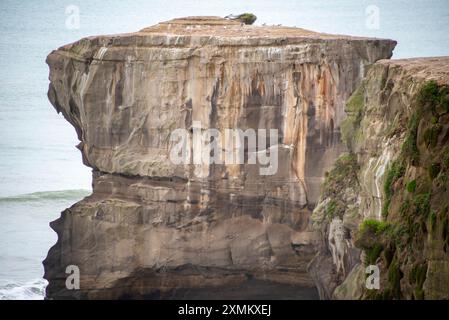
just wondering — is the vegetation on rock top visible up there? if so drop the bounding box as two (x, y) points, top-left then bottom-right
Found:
(225, 13), (257, 25)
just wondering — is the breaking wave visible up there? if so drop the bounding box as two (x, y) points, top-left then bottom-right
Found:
(0, 278), (47, 300)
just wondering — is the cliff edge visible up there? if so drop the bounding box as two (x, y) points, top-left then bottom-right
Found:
(310, 57), (449, 299)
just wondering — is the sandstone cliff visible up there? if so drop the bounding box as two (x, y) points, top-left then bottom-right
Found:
(44, 16), (395, 299)
(310, 57), (449, 299)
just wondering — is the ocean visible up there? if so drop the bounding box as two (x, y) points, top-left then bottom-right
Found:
(0, 0), (448, 300)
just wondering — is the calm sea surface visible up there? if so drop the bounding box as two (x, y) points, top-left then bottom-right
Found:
(0, 0), (448, 299)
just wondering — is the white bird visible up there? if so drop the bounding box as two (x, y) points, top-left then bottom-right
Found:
(224, 14), (238, 20)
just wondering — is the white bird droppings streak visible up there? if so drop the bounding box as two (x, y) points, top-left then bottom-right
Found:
(373, 145), (392, 220)
(94, 46), (108, 60)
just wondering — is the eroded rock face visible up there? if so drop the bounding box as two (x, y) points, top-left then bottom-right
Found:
(310, 57), (449, 300)
(44, 16), (396, 299)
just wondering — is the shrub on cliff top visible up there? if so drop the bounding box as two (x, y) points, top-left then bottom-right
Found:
(237, 13), (257, 25)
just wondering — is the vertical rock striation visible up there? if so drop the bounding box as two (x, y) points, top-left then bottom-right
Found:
(44, 16), (395, 299)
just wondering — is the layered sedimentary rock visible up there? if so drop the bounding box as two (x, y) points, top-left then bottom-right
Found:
(310, 57), (449, 299)
(44, 16), (395, 299)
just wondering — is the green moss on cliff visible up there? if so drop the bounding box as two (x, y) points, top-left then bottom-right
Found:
(429, 210), (437, 232)
(402, 113), (420, 165)
(387, 257), (403, 299)
(360, 219), (390, 235)
(423, 124), (442, 148)
(319, 153), (359, 221)
(324, 200), (346, 220)
(359, 81), (449, 299)
(323, 153), (359, 198)
(442, 208), (449, 252)
(417, 80), (449, 113)
(418, 81), (440, 106)
(341, 85), (365, 150)
(356, 219), (393, 266)
(406, 180), (417, 193)
(409, 263), (427, 300)
(366, 244), (383, 265)
(325, 78), (449, 299)
(382, 160), (406, 218)
(440, 87), (449, 112)
(443, 149), (449, 168)
(413, 193), (431, 217)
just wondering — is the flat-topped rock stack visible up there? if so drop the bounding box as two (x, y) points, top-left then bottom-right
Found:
(44, 16), (396, 299)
